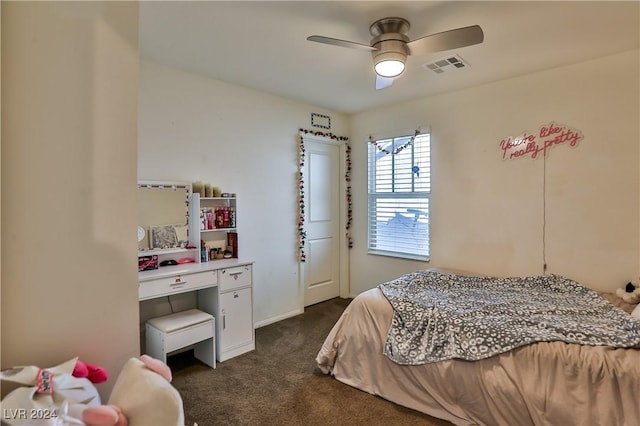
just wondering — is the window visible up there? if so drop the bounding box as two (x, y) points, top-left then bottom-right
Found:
(368, 132), (430, 260)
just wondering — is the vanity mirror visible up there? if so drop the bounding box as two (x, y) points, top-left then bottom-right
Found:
(137, 181), (192, 254)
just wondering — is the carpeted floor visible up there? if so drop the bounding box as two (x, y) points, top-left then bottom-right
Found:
(169, 297), (452, 426)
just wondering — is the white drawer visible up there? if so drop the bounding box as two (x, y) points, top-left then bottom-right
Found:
(139, 270), (218, 300)
(219, 264), (252, 292)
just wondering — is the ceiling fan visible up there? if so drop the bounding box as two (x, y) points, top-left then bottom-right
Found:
(307, 17), (484, 90)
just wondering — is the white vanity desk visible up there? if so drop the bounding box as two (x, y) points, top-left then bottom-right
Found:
(139, 258), (255, 363)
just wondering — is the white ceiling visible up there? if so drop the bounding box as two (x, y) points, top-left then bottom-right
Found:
(139, 1), (640, 115)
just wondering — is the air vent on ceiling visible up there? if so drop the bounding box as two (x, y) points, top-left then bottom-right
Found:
(423, 54), (469, 74)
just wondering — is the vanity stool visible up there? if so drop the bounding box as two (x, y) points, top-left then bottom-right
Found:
(145, 308), (216, 368)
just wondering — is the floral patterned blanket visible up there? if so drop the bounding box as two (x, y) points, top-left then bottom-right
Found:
(379, 270), (640, 365)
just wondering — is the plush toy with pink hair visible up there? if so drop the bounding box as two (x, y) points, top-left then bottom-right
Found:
(0, 357), (101, 425)
(0, 355), (177, 426)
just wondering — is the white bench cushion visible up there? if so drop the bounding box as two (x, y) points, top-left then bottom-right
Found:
(147, 309), (213, 333)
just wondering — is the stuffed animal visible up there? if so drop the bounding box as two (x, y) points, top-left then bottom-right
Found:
(0, 355), (174, 426)
(616, 279), (640, 304)
(81, 354), (174, 426)
(0, 357), (102, 425)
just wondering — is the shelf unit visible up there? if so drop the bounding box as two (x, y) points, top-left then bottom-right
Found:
(189, 194), (239, 262)
(186, 193), (255, 361)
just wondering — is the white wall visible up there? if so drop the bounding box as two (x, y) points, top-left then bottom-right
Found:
(1, 2), (140, 398)
(138, 61), (348, 326)
(349, 50), (639, 295)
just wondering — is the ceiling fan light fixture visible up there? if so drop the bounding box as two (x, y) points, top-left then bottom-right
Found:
(306, 16), (484, 89)
(373, 51), (406, 78)
(375, 59), (405, 78)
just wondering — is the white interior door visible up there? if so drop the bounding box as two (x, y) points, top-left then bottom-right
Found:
(302, 137), (341, 306)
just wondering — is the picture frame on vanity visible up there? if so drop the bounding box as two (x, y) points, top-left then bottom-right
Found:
(150, 224), (178, 249)
(173, 224), (189, 248)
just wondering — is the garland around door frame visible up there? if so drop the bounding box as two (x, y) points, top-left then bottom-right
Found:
(298, 129), (352, 262)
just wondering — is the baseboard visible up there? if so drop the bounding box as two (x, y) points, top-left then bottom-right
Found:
(254, 308), (304, 329)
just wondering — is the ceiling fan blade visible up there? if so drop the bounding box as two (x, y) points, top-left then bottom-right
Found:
(307, 35), (376, 52)
(406, 25), (484, 55)
(375, 75), (394, 90)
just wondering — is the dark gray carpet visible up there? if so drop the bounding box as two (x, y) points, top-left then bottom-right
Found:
(168, 297), (452, 426)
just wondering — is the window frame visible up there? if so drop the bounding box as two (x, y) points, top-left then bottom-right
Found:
(367, 131), (431, 261)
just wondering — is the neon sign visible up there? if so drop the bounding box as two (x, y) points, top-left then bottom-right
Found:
(500, 122), (583, 160)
